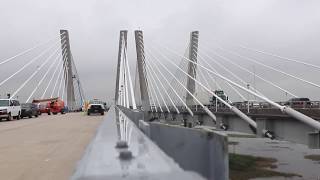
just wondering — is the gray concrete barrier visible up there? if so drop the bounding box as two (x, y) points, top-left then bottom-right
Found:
(139, 122), (229, 180)
(139, 120), (151, 137)
(71, 106), (205, 180)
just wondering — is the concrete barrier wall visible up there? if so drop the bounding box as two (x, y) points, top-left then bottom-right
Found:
(140, 122), (229, 180)
(118, 106), (229, 179)
(118, 106), (144, 126)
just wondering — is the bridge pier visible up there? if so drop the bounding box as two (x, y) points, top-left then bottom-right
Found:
(255, 117), (269, 138)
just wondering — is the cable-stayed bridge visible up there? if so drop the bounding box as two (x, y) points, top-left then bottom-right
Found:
(115, 30), (320, 149)
(2, 29), (320, 180)
(0, 30), (85, 111)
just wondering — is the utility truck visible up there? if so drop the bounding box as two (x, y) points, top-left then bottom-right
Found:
(32, 98), (66, 115)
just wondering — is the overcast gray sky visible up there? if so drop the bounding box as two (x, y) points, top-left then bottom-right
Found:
(0, 0), (320, 103)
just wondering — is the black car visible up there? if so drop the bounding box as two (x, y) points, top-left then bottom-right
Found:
(87, 104), (105, 116)
(21, 103), (40, 118)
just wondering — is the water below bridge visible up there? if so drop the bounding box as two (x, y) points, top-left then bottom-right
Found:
(229, 136), (320, 179)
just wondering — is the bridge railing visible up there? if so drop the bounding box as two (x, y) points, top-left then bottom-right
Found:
(149, 101), (320, 115)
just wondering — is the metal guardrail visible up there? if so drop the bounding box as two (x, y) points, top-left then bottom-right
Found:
(150, 101), (320, 113)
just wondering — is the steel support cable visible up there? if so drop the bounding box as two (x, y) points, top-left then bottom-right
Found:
(122, 48), (130, 108)
(138, 48), (160, 112)
(146, 46), (214, 120)
(118, 47), (124, 106)
(198, 54), (246, 102)
(173, 62), (189, 105)
(166, 44), (189, 104)
(197, 67), (211, 98)
(120, 41), (129, 108)
(61, 58), (68, 102)
(239, 45), (320, 71)
(191, 51), (208, 95)
(151, 43), (260, 127)
(145, 56), (163, 112)
(10, 46), (62, 99)
(142, 45), (192, 115)
(196, 46), (265, 97)
(0, 41), (64, 88)
(193, 49), (235, 101)
(57, 56), (67, 97)
(124, 50), (130, 109)
(197, 57), (213, 90)
(212, 50), (298, 98)
(124, 50), (130, 108)
(215, 45), (320, 90)
(123, 43), (137, 109)
(204, 67), (222, 90)
(154, 45), (258, 127)
(147, 69), (163, 113)
(26, 49), (63, 102)
(189, 47), (222, 102)
(60, 63), (67, 100)
(125, 61), (130, 108)
(138, 42), (161, 112)
(61, 50), (69, 102)
(0, 35), (65, 66)
(136, 42), (150, 106)
(148, 78), (157, 113)
(120, 53), (126, 106)
(168, 61), (188, 105)
(70, 53), (86, 103)
(150, 48), (216, 121)
(197, 52), (247, 101)
(51, 47), (68, 99)
(57, 46), (69, 98)
(145, 58), (179, 113)
(156, 41), (284, 108)
(118, 39), (126, 107)
(42, 56), (65, 99)
(145, 62), (170, 113)
(50, 58), (64, 98)
(199, 44), (298, 98)
(157, 42), (320, 130)
(140, 60), (157, 112)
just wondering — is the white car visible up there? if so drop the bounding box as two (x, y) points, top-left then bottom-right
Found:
(0, 99), (21, 121)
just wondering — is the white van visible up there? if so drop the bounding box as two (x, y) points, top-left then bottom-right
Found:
(0, 99), (21, 121)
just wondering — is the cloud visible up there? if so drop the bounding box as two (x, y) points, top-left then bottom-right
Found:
(0, 0), (319, 103)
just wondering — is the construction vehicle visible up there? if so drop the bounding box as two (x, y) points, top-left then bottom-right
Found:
(32, 98), (66, 115)
(210, 90), (229, 106)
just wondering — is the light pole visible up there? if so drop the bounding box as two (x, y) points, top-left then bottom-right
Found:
(247, 84), (250, 113)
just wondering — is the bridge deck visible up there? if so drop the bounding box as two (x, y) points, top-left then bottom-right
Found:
(0, 113), (103, 180)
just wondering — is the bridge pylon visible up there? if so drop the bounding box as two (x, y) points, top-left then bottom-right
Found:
(60, 30), (76, 110)
(186, 31), (199, 106)
(115, 30), (128, 104)
(134, 30), (150, 112)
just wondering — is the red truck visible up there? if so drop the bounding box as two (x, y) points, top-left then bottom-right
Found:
(32, 98), (66, 115)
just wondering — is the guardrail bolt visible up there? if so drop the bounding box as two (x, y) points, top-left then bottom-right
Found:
(116, 140), (128, 149)
(119, 149), (133, 160)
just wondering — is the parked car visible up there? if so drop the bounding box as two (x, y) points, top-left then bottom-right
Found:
(20, 103), (40, 118)
(87, 104), (105, 116)
(0, 99), (21, 121)
(284, 98), (311, 108)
